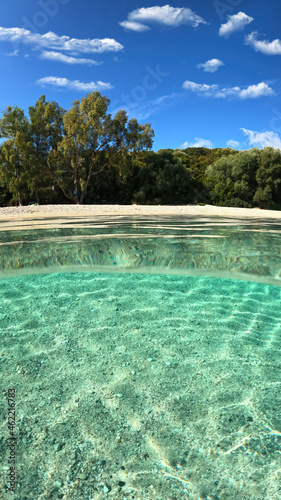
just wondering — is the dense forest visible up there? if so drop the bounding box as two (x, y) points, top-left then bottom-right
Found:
(1, 92), (281, 210)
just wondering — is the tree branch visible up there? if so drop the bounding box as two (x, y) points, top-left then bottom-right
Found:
(89, 146), (123, 177)
(55, 178), (73, 202)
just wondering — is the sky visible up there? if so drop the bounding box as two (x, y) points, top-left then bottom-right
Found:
(1, 0), (281, 151)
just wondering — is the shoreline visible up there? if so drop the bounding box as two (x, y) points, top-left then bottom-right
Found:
(1, 203), (281, 221)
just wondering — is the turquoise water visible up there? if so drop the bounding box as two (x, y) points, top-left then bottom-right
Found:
(1, 215), (281, 285)
(1, 216), (281, 499)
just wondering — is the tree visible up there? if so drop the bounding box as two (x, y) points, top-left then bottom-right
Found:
(0, 97), (65, 205)
(0, 106), (30, 205)
(0, 105), (28, 139)
(205, 149), (261, 207)
(254, 148), (281, 209)
(28, 95), (65, 203)
(131, 150), (191, 204)
(56, 92), (154, 204)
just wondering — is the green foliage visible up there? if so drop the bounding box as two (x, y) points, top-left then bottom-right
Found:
(130, 151), (191, 205)
(28, 95), (65, 202)
(254, 148), (281, 209)
(0, 97), (65, 205)
(205, 148), (281, 209)
(1, 94), (281, 210)
(57, 92), (154, 203)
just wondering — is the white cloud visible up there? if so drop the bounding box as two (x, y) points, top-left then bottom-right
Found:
(245, 31), (281, 55)
(219, 12), (253, 38)
(110, 93), (178, 120)
(37, 76), (113, 92)
(39, 51), (102, 65)
(182, 81), (219, 92)
(242, 128), (281, 149)
(181, 138), (213, 149)
(239, 82), (275, 99)
(120, 5), (207, 31)
(183, 80), (275, 99)
(2, 49), (19, 56)
(197, 58), (224, 73)
(119, 21), (150, 32)
(227, 139), (240, 148)
(0, 27), (123, 53)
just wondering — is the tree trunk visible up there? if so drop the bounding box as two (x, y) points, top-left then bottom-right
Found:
(73, 155), (79, 204)
(79, 188), (87, 205)
(80, 157), (95, 204)
(35, 188), (40, 204)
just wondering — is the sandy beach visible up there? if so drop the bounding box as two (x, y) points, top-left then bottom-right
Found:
(1, 203), (281, 224)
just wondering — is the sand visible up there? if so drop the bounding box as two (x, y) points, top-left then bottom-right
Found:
(2, 271), (281, 499)
(1, 203), (281, 224)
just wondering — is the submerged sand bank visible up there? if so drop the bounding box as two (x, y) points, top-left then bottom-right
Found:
(1, 203), (281, 223)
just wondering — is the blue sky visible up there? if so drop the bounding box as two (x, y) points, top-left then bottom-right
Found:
(1, 0), (281, 151)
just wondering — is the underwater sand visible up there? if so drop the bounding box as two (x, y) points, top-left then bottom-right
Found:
(1, 271), (281, 499)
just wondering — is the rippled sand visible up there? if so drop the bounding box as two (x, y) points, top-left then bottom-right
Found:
(1, 272), (281, 499)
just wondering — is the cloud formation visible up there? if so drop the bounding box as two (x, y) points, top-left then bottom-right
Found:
(183, 80), (275, 99)
(197, 58), (224, 73)
(0, 27), (123, 53)
(181, 138), (213, 149)
(39, 51), (102, 65)
(242, 129), (281, 149)
(2, 49), (18, 56)
(239, 82), (274, 99)
(111, 93), (178, 120)
(119, 21), (150, 32)
(245, 32), (281, 55)
(219, 12), (253, 38)
(227, 139), (240, 149)
(120, 5), (207, 31)
(183, 81), (219, 93)
(37, 76), (113, 92)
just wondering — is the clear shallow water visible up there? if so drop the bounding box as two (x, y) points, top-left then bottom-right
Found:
(1, 216), (281, 499)
(1, 215), (281, 285)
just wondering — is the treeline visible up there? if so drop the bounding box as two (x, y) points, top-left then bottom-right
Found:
(1, 93), (281, 210)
